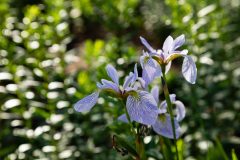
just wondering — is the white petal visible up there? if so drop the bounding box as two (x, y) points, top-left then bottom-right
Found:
(106, 64), (119, 85)
(74, 92), (99, 112)
(163, 36), (174, 54)
(137, 77), (146, 89)
(123, 72), (135, 89)
(160, 94), (176, 110)
(140, 36), (156, 54)
(158, 101), (167, 114)
(165, 61), (172, 74)
(151, 86), (159, 104)
(174, 34), (185, 49)
(180, 49), (188, 55)
(169, 94), (176, 102)
(182, 56), (197, 84)
(165, 50), (188, 63)
(134, 63), (138, 80)
(174, 100), (186, 122)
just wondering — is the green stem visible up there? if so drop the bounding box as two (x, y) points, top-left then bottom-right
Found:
(136, 124), (146, 160)
(161, 73), (179, 160)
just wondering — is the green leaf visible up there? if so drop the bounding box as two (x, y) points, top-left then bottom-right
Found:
(177, 139), (184, 160)
(113, 135), (138, 158)
(232, 149), (238, 160)
(215, 138), (229, 160)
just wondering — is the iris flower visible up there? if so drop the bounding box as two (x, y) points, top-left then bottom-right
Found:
(119, 86), (186, 139)
(151, 86), (186, 139)
(140, 35), (197, 84)
(74, 64), (159, 125)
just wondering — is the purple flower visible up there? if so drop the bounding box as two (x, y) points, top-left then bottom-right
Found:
(126, 90), (159, 125)
(150, 87), (186, 139)
(140, 35), (197, 84)
(74, 64), (159, 125)
(153, 115), (181, 139)
(118, 90), (159, 125)
(119, 86), (186, 138)
(140, 51), (162, 87)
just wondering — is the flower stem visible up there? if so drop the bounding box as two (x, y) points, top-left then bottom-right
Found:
(161, 73), (179, 160)
(135, 124), (146, 160)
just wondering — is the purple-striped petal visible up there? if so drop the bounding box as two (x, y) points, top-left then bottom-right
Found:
(174, 34), (185, 50)
(126, 91), (158, 125)
(163, 36), (174, 54)
(151, 86), (159, 104)
(175, 100), (185, 122)
(137, 77), (146, 89)
(141, 57), (162, 86)
(74, 91), (99, 112)
(106, 64), (119, 85)
(153, 114), (181, 139)
(182, 56), (197, 84)
(160, 94), (176, 110)
(134, 63), (138, 80)
(140, 36), (156, 54)
(123, 72), (135, 89)
(97, 79), (120, 93)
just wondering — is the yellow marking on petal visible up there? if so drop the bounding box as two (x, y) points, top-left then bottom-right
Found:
(158, 114), (166, 122)
(165, 53), (182, 63)
(126, 90), (140, 101)
(143, 56), (150, 64)
(152, 56), (164, 65)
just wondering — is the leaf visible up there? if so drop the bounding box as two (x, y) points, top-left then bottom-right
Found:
(215, 138), (229, 160)
(232, 149), (238, 160)
(113, 135), (138, 158)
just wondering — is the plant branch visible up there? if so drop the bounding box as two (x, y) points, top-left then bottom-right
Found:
(161, 72), (179, 160)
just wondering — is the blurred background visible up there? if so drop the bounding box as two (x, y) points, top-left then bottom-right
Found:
(0, 0), (239, 159)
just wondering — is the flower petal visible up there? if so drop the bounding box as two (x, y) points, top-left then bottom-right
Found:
(153, 115), (181, 139)
(174, 34), (185, 50)
(106, 64), (119, 85)
(126, 91), (158, 125)
(182, 56), (197, 84)
(74, 91), (99, 112)
(141, 57), (162, 86)
(159, 102), (167, 114)
(165, 49), (188, 63)
(97, 79), (120, 93)
(160, 94), (176, 110)
(165, 61), (172, 74)
(137, 77), (146, 89)
(134, 63), (138, 80)
(163, 36), (174, 54)
(118, 114), (130, 123)
(151, 86), (159, 104)
(123, 72), (135, 89)
(174, 100), (186, 122)
(169, 94), (176, 102)
(140, 36), (156, 54)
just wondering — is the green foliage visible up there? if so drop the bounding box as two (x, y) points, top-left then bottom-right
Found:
(0, 0), (239, 159)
